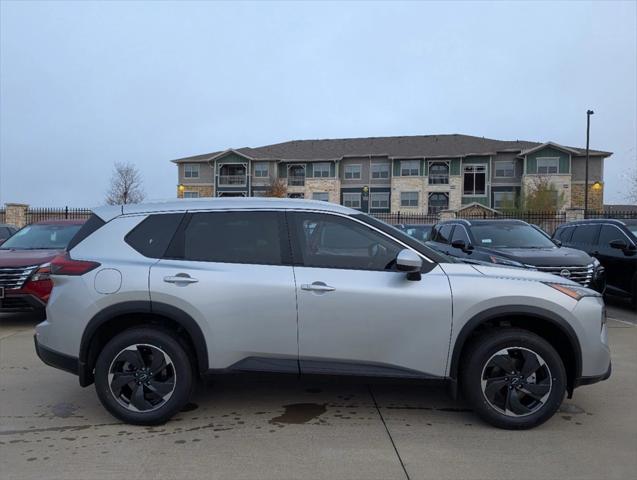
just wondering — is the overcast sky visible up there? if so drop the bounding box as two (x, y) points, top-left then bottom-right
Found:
(1, 0), (635, 207)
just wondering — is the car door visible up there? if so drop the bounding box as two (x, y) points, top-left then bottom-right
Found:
(149, 210), (299, 372)
(288, 211), (452, 378)
(596, 224), (635, 295)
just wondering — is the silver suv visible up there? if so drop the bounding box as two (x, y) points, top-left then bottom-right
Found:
(34, 199), (611, 429)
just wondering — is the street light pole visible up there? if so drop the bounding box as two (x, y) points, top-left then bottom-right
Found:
(584, 109), (594, 217)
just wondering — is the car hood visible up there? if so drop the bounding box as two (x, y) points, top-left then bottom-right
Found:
(0, 249), (61, 268)
(479, 246), (592, 267)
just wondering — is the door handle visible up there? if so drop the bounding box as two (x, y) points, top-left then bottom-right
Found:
(301, 282), (336, 292)
(164, 274), (199, 284)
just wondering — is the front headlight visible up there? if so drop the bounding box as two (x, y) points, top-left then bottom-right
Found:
(544, 282), (600, 301)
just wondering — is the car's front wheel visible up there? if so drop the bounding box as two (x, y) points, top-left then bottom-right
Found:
(94, 327), (193, 425)
(461, 328), (566, 429)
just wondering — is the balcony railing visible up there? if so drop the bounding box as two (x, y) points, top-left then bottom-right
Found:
(218, 175), (247, 186)
(288, 175), (305, 186)
(428, 175), (449, 185)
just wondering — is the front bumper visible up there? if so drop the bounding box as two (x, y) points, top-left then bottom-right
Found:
(0, 292), (46, 317)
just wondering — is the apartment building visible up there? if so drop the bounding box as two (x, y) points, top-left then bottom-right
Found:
(172, 134), (611, 212)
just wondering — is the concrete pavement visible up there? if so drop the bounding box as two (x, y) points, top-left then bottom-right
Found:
(1, 308), (635, 480)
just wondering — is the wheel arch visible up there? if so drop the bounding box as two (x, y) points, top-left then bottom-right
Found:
(79, 301), (209, 387)
(449, 305), (582, 396)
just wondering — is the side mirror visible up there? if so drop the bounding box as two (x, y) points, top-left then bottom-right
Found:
(553, 239), (562, 247)
(609, 239), (628, 250)
(451, 239), (474, 252)
(396, 249), (422, 281)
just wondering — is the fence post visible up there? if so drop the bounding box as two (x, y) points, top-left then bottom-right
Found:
(397, 211), (401, 224)
(65, 206), (69, 219)
(5, 203), (29, 228)
(565, 208), (585, 223)
(438, 209), (456, 221)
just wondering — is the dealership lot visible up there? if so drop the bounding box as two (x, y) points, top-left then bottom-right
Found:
(1, 305), (635, 480)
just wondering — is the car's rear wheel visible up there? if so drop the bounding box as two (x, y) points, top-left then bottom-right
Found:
(94, 327), (193, 425)
(461, 328), (566, 429)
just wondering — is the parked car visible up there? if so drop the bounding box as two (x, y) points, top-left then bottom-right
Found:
(396, 223), (433, 243)
(426, 219), (606, 292)
(0, 220), (85, 316)
(553, 219), (637, 308)
(0, 224), (18, 244)
(35, 199), (610, 429)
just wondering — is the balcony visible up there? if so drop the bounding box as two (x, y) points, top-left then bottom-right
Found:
(218, 175), (247, 186)
(288, 175), (305, 187)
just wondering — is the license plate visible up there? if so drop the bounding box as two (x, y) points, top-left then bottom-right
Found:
(0, 287), (4, 299)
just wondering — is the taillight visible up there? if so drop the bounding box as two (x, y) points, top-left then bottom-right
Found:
(50, 253), (101, 276)
(23, 264), (53, 302)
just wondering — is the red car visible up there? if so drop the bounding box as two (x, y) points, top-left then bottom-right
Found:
(0, 220), (85, 317)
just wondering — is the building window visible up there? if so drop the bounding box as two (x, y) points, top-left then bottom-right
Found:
(313, 163), (331, 178)
(536, 158), (559, 174)
(184, 163), (200, 178)
(370, 192), (389, 209)
(313, 192), (329, 202)
(371, 163), (390, 179)
(254, 163), (269, 178)
(183, 191), (200, 198)
(493, 191), (515, 209)
(463, 165), (487, 195)
(287, 193), (305, 199)
(400, 191), (419, 208)
(343, 192), (362, 208)
(428, 192), (449, 214)
(428, 162), (449, 184)
(251, 190), (268, 197)
(344, 164), (362, 179)
(494, 161), (515, 178)
(400, 160), (420, 176)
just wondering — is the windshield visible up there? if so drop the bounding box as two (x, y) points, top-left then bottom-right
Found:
(470, 223), (557, 249)
(627, 223), (637, 237)
(0, 224), (82, 250)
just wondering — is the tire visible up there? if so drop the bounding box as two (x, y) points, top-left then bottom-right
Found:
(94, 327), (193, 425)
(460, 328), (566, 430)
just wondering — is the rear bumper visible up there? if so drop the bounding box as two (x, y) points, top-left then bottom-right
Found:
(34, 335), (79, 376)
(574, 362), (612, 388)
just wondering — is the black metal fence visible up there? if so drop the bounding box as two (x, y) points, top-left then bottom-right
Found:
(26, 207), (92, 224)
(371, 209), (637, 236)
(371, 212), (439, 225)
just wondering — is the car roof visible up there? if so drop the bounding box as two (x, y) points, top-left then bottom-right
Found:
(32, 219), (86, 226)
(436, 219), (529, 227)
(93, 198), (357, 221)
(557, 218), (637, 228)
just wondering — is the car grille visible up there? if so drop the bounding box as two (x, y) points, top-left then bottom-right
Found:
(0, 265), (38, 290)
(533, 264), (594, 287)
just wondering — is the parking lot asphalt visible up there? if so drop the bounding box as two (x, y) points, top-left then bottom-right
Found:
(1, 304), (635, 480)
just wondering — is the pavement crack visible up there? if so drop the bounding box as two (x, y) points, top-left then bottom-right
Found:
(367, 385), (411, 480)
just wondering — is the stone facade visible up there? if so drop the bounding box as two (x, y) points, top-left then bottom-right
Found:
(571, 183), (604, 210)
(390, 177), (426, 212)
(304, 178), (341, 203)
(177, 185), (214, 198)
(522, 174), (572, 209)
(5, 203), (29, 228)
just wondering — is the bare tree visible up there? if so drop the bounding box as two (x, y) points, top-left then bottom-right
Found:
(521, 176), (565, 211)
(626, 166), (637, 204)
(264, 178), (287, 198)
(105, 162), (145, 205)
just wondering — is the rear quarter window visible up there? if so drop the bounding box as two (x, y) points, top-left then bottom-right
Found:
(67, 215), (105, 251)
(125, 213), (185, 258)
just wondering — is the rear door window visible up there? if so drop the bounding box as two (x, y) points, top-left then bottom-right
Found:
(571, 225), (600, 246)
(171, 211), (285, 265)
(126, 213), (185, 258)
(555, 226), (574, 243)
(433, 225), (454, 244)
